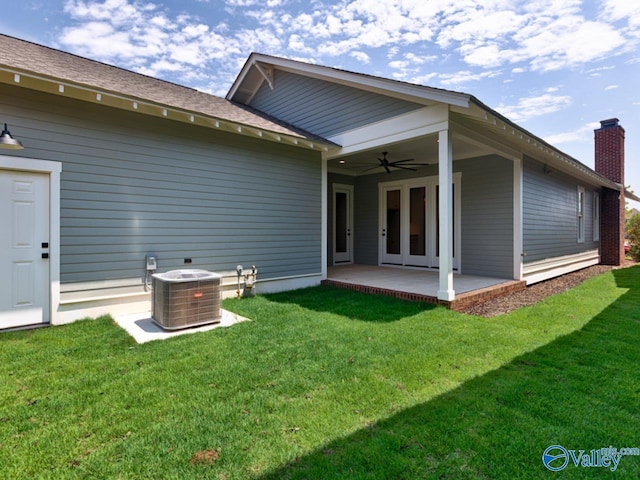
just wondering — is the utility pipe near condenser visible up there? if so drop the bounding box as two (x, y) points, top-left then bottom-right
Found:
(236, 265), (257, 298)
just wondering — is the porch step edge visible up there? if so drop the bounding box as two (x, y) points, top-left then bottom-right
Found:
(320, 278), (527, 311)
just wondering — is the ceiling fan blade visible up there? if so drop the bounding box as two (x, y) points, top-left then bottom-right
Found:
(392, 162), (430, 167)
(390, 158), (416, 165)
(361, 164), (383, 172)
(384, 164), (391, 174)
(393, 165), (417, 171)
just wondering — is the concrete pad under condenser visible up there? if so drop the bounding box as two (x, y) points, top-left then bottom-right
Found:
(113, 309), (250, 344)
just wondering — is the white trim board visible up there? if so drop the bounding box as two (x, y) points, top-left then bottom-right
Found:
(523, 250), (600, 285)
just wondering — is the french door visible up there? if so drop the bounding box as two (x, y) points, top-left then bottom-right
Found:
(380, 175), (460, 269)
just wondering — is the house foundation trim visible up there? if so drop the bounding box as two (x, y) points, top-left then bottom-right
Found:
(57, 272), (324, 324)
(523, 250), (600, 285)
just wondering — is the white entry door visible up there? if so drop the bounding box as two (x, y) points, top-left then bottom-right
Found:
(333, 184), (354, 264)
(0, 170), (50, 329)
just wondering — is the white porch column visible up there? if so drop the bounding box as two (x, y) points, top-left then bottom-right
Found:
(513, 156), (523, 280)
(438, 129), (455, 301)
(321, 155), (328, 279)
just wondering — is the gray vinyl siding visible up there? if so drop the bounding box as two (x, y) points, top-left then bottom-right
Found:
(523, 156), (599, 262)
(352, 171), (389, 265)
(459, 156), (513, 278)
(249, 70), (423, 138)
(1, 83), (322, 285)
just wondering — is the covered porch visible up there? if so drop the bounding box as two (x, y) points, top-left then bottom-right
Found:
(323, 265), (526, 311)
(324, 101), (526, 304)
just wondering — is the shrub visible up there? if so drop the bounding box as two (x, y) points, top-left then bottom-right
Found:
(627, 214), (640, 261)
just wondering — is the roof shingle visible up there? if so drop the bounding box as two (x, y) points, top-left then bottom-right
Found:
(0, 34), (326, 142)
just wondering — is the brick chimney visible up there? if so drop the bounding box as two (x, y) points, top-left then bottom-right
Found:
(594, 118), (625, 266)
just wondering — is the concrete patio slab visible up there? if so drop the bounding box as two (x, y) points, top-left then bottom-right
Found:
(325, 265), (526, 310)
(114, 309), (250, 344)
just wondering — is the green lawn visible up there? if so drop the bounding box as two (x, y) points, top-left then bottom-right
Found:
(1, 266), (639, 479)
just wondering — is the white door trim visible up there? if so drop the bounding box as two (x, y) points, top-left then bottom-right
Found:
(332, 183), (354, 264)
(1, 155), (61, 326)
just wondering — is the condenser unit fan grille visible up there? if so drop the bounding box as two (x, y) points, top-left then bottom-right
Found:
(152, 270), (222, 330)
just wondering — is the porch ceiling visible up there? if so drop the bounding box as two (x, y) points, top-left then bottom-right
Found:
(326, 131), (492, 176)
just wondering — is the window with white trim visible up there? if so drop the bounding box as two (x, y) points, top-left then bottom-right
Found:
(577, 186), (585, 243)
(593, 192), (600, 242)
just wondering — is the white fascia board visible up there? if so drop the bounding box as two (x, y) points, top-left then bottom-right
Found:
(234, 54), (471, 108)
(326, 105), (449, 157)
(462, 98), (620, 191)
(451, 119), (522, 162)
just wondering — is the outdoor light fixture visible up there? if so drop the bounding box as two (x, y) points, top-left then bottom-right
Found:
(0, 123), (24, 149)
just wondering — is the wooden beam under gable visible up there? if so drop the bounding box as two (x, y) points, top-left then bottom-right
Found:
(326, 104), (450, 157)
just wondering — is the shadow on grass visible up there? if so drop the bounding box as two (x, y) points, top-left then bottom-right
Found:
(263, 285), (437, 323)
(258, 266), (640, 479)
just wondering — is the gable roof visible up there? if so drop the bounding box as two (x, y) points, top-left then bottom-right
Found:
(0, 34), (334, 151)
(229, 53), (638, 200)
(228, 52), (471, 108)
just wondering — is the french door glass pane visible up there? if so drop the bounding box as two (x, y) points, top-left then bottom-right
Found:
(409, 187), (426, 256)
(386, 189), (401, 255)
(335, 192), (347, 253)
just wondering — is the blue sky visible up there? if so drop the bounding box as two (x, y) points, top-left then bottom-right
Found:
(3, 0), (640, 203)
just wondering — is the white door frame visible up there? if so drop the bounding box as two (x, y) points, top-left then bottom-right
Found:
(0, 155), (61, 327)
(379, 173), (461, 269)
(332, 183), (354, 264)
(380, 184), (404, 265)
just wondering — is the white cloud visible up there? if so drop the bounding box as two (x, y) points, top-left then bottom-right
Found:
(544, 122), (600, 145)
(600, 0), (640, 28)
(57, 0), (281, 94)
(496, 93), (572, 123)
(54, 0), (640, 98)
(605, 84), (619, 91)
(521, 18), (626, 72)
(389, 60), (410, 69)
(586, 65), (616, 77)
(350, 51), (371, 63)
(409, 72), (438, 86)
(438, 69), (502, 86)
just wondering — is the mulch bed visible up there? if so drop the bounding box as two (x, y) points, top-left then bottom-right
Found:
(461, 260), (637, 317)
